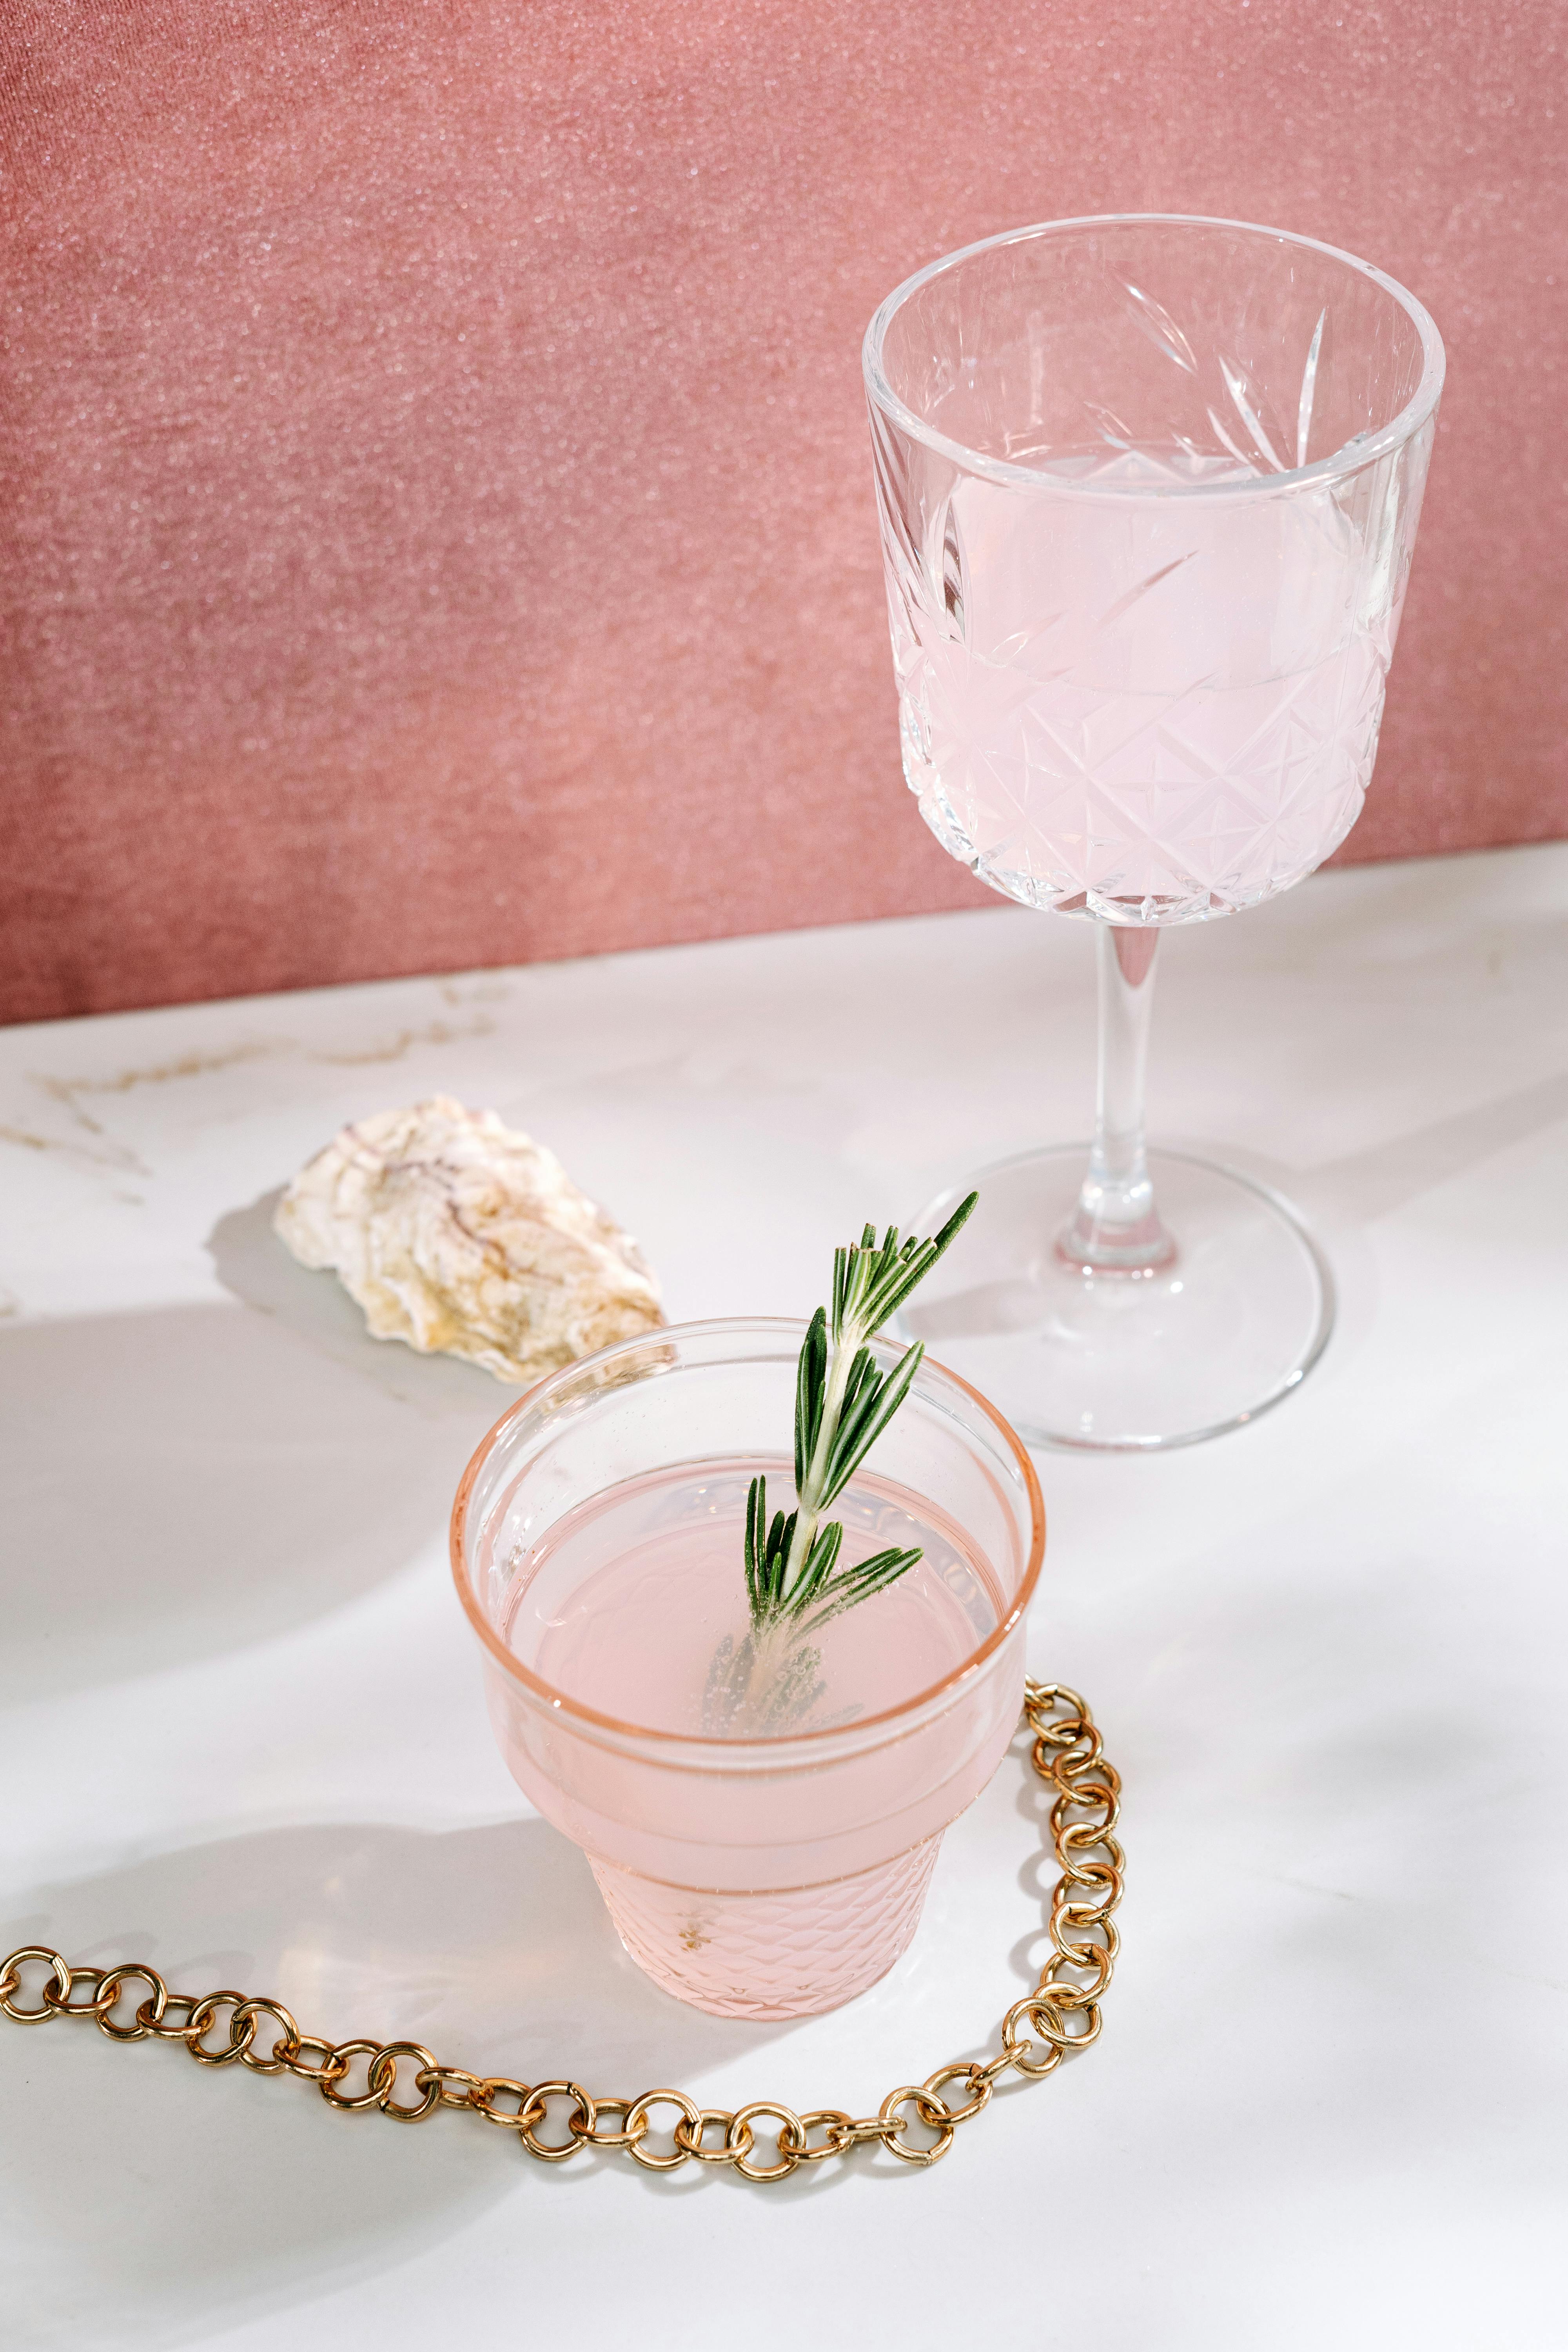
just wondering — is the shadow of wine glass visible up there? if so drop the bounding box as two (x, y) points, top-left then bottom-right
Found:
(1, 1810), (795, 2342)
(1291, 1067), (1568, 1229)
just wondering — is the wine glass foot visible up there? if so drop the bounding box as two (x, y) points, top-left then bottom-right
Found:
(896, 1145), (1334, 1452)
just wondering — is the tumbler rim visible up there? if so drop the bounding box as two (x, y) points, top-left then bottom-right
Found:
(450, 1315), (1046, 1754)
(862, 211), (1445, 500)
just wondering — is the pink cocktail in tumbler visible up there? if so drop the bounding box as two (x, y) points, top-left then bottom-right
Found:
(451, 1318), (1044, 2018)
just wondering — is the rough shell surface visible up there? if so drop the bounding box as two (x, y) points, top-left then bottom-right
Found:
(273, 1095), (664, 1384)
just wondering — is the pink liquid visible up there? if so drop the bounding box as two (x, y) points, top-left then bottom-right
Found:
(895, 447), (1387, 922)
(480, 1454), (1027, 2016)
(504, 1458), (1001, 1737)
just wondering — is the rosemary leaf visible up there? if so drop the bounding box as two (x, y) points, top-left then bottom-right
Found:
(820, 1340), (925, 1509)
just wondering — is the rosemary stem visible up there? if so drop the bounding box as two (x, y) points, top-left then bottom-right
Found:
(739, 1196), (978, 1675)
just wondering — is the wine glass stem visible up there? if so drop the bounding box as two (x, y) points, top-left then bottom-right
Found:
(1057, 926), (1177, 1274)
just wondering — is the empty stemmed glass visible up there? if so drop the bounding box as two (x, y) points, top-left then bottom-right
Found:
(863, 214), (1443, 1448)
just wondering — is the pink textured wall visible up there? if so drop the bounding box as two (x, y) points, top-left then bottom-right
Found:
(2, 0), (1564, 1026)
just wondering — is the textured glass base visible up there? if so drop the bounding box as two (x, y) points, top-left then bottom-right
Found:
(591, 1837), (942, 2018)
(897, 1146), (1334, 1452)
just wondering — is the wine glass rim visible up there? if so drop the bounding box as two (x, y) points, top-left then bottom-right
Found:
(449, 1313), (1047, 1756)
(862, 211), (1445, 499)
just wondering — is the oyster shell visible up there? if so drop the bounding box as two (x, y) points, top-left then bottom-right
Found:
(274, 1095), (664, 1383)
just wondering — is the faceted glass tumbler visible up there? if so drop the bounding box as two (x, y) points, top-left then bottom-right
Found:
(450, 1319), (1045, 2018)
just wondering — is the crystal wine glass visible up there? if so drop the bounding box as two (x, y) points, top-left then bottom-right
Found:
(862, 214), (1443, 1449)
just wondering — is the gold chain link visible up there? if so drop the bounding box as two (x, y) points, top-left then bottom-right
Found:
(0, 1681), (1120, 2180)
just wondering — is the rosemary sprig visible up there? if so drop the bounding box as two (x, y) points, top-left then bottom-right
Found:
(705, 1193), (978, 1731)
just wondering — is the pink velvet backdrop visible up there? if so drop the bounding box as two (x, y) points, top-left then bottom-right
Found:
(2, 0), (1564, 1026)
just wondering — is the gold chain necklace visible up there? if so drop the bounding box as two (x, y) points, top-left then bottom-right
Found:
(1, 1681), (1120, 2182)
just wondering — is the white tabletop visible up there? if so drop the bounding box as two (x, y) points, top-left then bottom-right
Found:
(4, 844), (1566, 2350)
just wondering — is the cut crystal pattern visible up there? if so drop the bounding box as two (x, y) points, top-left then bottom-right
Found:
(898, 601), (1388, 922)
(592, 1837), (942, 2019)
(866, 230), (1436, 926)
